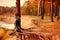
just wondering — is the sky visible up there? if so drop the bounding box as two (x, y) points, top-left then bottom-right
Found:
(0, 0), (28, 7)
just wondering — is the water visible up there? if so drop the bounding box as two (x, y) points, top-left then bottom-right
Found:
(0, 21), (15, 29)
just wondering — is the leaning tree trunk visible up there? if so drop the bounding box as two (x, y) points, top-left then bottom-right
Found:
(51, 0), (53, 22)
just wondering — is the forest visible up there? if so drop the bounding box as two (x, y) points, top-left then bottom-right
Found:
(0, 0), (60, 40)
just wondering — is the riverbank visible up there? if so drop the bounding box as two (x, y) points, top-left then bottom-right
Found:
(0, 15), (15, 24)
(0, 15), (37, 29)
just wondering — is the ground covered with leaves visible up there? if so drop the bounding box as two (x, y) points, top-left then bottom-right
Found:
(0, 15), (60, 40)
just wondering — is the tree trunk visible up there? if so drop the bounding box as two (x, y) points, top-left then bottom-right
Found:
(57, 6), (59, 21)
(41, 0), (45, 19)
(55, 5), (57, 17)
(16, 0), (21, 29)
(16, 0), (22, 40)
(51, 0), (54, 22)
(57, 1), (59, 21)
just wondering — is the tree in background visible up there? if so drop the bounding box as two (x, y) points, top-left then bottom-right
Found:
(21, 0), (38, 16)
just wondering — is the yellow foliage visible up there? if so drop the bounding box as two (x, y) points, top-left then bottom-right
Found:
(1, 30), (13, 40)
(0, 28), (5, 38)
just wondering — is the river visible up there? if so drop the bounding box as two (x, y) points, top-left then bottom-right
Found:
(0, 21), (15, 29)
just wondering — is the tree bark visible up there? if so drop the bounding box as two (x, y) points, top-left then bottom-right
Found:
(51, 0), (54, 22)
(16, 0), (22, 40)
(57, 6), (59, 21)
(41, 0), (45, 19)
(16, 0), (21, 29)
(57, 1), (59, 21)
